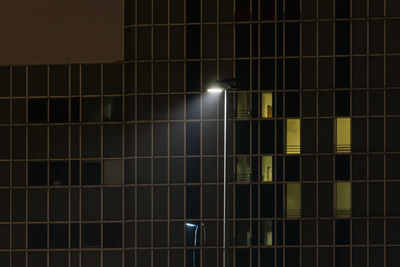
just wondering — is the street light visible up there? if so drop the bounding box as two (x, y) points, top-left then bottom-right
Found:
(207, 79), (236, 267)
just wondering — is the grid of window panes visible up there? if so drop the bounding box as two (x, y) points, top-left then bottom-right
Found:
(0, 0), (400, 266)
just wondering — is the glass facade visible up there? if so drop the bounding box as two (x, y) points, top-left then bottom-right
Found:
(1, 0), (400, 266)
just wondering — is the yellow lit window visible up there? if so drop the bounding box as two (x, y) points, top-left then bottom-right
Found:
(336, 118), (351, 153)
(261, 156), (273, 182)
(261, 92), (273, 118)
(261, 220), (273, 246)
(286, 119), (300, 154)
(235, 156), (251, 182)
(336, 182), (351, 218)
(286, 183), (301, 218)
(236, 93), (250, 118)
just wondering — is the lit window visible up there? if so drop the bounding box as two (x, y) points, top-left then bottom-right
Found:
(235, 156), (251, 182)
(261, 92), (273, 118)
(336, 182), (351, 218)
(261, 156), (273, 182)
(286, 183), (301, 218)
(236, 93), (250, 118)
(286, 119), (300, 154)
(336, 118), (351, 153)
(261, 220), (273, 246)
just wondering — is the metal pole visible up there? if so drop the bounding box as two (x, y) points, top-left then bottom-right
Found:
(223, 89), (227, 267)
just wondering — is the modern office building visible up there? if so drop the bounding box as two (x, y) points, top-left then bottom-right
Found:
(1, 0), (400, 266)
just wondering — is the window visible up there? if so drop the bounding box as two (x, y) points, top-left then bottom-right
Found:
(261, 220), (273, 246)
(261, 156), (273, 182)
(82, 98), (101, 122)
(236, 93), (251, 118)
(50, 99), (68, 123)
(28, 99), (47, 123)
(103, 97), (122, 122)
(235, 220), (251, 246)
(286, 119), (300, 154)
(335, 118), (351, 153)
(286, 183), (301, 218)
(235, 156), (251, 182)
(261, 93), (273, 118)
(336, 182), (351, 217)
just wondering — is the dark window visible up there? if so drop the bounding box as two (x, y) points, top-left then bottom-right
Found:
(50, 98), (68, 123)
(50, 161), (68, 186)
(103, 64), (122, 94)
(82, 161), (101, 185)
(260, 121), (275, 154)
(236, 60), (250, 90)
(28, 224), (47, 249)
(186, 186), (200, 219)
(336, 22), (350, 54)
(335, 91), (350, 116)
(82, 223), (101, 248)
(286, 59), (299, 89)
(236, 121), (250, 154)
(186, 62), (200, 92)
(285, 92), (299, 117)
(49, 65), (68, 96)
(0, 99), (10, 124)
(336, 0), (350, 18)
(137, 95), (152, 121)
(187, 26), (200, 59)
(286, 0), (299, 19)
(71, 98), (80, 122)
(260, 0), (275, 20)
(103, 124), (123, 157)
(286, 220), (299, 245)
(137, 123), (152, 156)
(236, 24), (250, 57)
(12, 99), (25, 124)
(336, 220), (350, 244)
(0, 67), (10, 97)
(28, 99), (47, 123)
(186, 0), (200, 22)
(285, 157), (299, 181)
(28, 161), (47, 186)
(187, 157), (200, 183)
(186, 122), (200, 155)
(12, 66), (26, 97)
(335, 155), (350, 180)
(50, 224), (68, 248)
(82, 97), (101, 122)
(103, 223), (122, 248)
(28, 66), (47, 96)
(260, 24), (275, 57)
(82, 125), (101, 158)
(260, 184), (275, 218)
(186, 94), (201, 119)
(286, 23), (299, 56)
(336, 57), (350, 88)
(154, 95), (168, 120)
(82, 64), (101, 95)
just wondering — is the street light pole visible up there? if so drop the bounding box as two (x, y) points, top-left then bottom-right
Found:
(223, 88), (227, 267)
(207, 79), (236, 267)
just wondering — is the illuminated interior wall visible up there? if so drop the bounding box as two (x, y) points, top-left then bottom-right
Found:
(236, 156), (251, 181)
(236, 93), (250, 118)
(336, 182), (351, 217)
(286, 183), (301, 218)
(261, 93), (273, 118)
(261, 156), (273, 182)
(336, 118), (351, 153)
(286, 119), (301, 154)
(261, 220), (273, 246)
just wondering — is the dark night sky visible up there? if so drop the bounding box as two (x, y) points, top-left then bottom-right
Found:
(0, 0), (123, 65)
